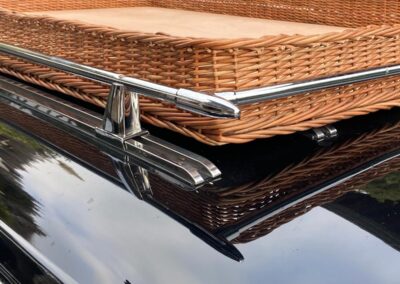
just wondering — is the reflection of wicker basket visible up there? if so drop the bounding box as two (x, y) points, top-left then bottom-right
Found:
(234, 157), (400, 243)
(152, 119), (400, 242)
(3, 99), (400, 244)
(1, 1), (400, 145)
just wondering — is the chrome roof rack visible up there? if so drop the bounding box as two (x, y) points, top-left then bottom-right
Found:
(1, 42), (400, 187)
(0, 43), (241, 188)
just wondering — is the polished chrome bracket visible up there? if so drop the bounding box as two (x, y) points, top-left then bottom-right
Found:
(304, 125), (338, 144)
(95, 83), (148, 145)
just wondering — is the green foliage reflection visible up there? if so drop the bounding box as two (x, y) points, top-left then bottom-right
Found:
(363, 171), (400, 204)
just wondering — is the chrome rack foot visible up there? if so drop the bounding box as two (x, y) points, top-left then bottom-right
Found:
(304, 125), (338, 145)
(0, 75), (220, 189)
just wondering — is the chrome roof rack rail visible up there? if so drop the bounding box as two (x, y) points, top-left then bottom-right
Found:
(0, 43), (240, 119)
(215, 64), (400, 105)
(0, 42), (242, 188)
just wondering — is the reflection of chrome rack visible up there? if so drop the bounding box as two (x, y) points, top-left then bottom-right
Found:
(2, 42), (400, 186)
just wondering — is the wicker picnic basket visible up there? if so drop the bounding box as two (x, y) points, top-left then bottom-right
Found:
(1, 1), (400, 145)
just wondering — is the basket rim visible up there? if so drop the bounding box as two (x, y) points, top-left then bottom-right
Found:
(1, 7), (400, 50)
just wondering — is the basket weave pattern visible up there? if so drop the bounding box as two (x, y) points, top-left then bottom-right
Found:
(1, 1), (400, 144)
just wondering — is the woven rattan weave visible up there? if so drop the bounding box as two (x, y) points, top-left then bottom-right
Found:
(1, 1), (400, 145)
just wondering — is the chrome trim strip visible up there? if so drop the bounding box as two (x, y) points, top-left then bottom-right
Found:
(216, 65), (400, 105)
(0, 43), (239, 119)
(0, 76), (220, 188)
(0, 220), (78, 284)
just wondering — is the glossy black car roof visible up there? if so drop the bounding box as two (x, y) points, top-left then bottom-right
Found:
(0, 88), (399, 283)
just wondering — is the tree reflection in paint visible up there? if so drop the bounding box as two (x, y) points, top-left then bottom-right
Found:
(362, 171), (400, 204)
(0, 122), (46, 239)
